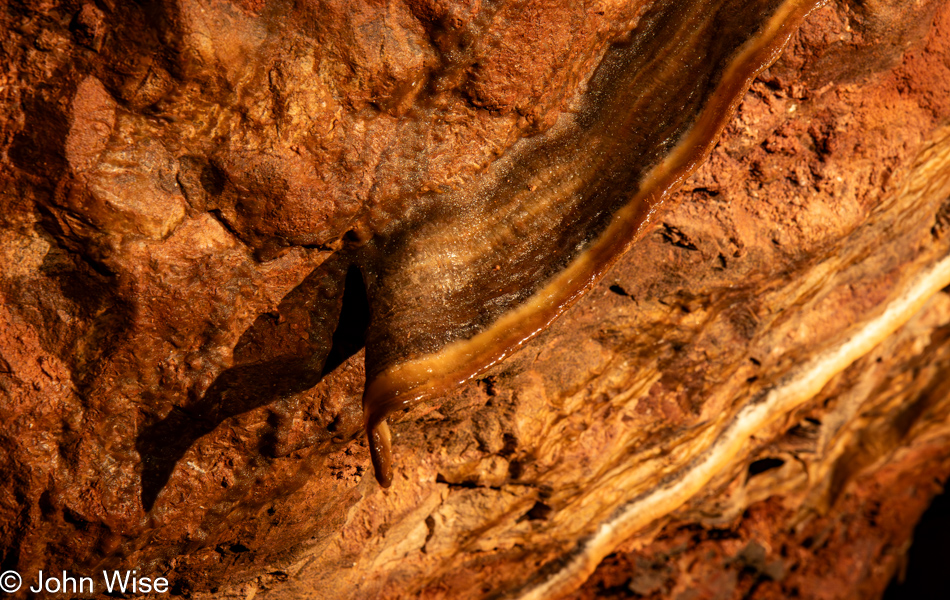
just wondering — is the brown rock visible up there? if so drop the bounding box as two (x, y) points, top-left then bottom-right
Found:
(0, 0), (949, 599)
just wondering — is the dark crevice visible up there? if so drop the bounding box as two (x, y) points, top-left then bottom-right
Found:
(520, 501), (553, 522)
(422, 515), (436, 554)
(322, 265), (370, 376)
(609, 284), (630, 296)
(478, 376), (497, 397)
(884, 477), (950, 599)
(500, 433), (518, 457)
(435, 473), (478, 488)
(930, 198), (950, 240)
(747, 457), (785, 478)
(660, 223), (700, 251)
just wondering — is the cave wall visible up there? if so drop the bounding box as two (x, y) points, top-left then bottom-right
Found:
(1, 1), (949, 599)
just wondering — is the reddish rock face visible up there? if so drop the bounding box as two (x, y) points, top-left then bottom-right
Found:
(1, 0), (950, 599)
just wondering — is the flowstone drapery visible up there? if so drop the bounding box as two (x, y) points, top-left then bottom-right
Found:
(1, 1), (949, 598)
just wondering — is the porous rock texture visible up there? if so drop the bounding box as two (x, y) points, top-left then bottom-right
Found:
(1, 1), (949, 599)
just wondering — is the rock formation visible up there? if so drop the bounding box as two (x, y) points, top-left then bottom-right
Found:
(1, 0), (949, 598)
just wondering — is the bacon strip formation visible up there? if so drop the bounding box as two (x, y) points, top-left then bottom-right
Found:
(358, 0), (823, 486)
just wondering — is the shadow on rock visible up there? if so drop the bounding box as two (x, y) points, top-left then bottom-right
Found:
(136, 257), (370, 511)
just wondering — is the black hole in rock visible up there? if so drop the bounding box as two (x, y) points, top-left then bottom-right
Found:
(609, 284), (629, 296)
(521, 501), (553, 522)
(747, 457), (785, 478)
(706, 528), (739, 541)
(500, 433), (518, 457)
(322, 265), (370, 376)
(62, 509), (88, 529)
(200, 162), (227, 196)
(479, 376), (497, 397)
(435, 474), (477, 488)
(170, 580), (188, 596)
(883, 479), (950, 600)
